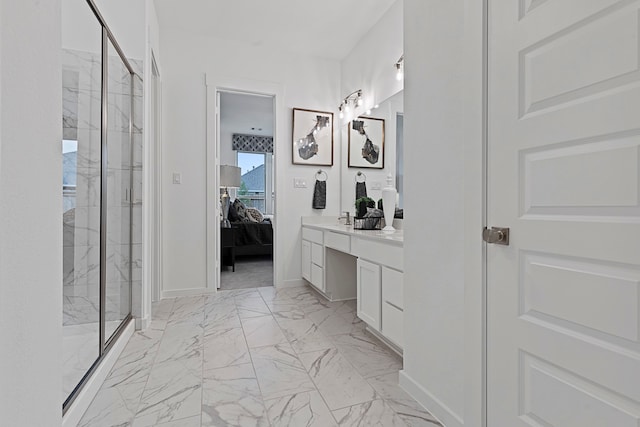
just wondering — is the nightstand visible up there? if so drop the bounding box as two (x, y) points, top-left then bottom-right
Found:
(221, 226), (236, 272)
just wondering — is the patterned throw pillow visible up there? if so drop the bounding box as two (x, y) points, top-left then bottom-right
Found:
(245, 207), (264, 223)
(232, 199), (247, 221)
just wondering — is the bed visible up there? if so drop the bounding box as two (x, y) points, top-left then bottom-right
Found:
(230, 220), (273, 257)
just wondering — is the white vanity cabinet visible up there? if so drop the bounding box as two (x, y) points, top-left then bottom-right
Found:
(301, 220), (403, 350)
(381, 266), (404, 348)
(357, 258), (382, 330)
(301, 227), (324, 292)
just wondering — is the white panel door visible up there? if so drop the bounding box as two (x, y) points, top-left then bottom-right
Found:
(488, 1), (640, 426)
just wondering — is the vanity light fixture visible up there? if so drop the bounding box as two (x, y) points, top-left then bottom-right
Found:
(338, 89), (363, 119)
(395, 55), (404, 81)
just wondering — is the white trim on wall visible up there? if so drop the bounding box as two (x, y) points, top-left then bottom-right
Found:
(205, 73), (285, 291)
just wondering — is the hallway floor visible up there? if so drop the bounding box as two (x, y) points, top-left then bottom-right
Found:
(78, 285), (441, 426)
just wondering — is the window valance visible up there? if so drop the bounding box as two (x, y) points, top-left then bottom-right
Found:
(232, 134), (273, 153)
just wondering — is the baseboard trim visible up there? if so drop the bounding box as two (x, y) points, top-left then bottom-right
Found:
(62, 320), (135, 427)
(399, 370), (463, 427)
(161, 288), (216, 298)
(278, 278), (307, 288)
(135, 316), (151, 330)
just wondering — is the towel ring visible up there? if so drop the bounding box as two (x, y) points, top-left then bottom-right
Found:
(354, 171), (367, 183)
(316, 169), (328, 182)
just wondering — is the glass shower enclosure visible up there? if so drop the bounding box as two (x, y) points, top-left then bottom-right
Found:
(62, 0), (139, 411)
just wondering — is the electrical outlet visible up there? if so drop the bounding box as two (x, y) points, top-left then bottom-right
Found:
(173, 172), (182, 184)
(294, 178), (307, 188)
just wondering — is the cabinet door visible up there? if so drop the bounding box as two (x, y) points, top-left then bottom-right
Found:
(382, 302), (403, 348)
(382, 266), (403, 310)
(301, 239), (311, 281)
(311, 263), (325, 292)
(357, 258), (381, 330)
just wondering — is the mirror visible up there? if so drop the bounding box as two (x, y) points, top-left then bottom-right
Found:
(340, 90), (404, 214)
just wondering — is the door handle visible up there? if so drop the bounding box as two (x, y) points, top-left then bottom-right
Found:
(483, 227), (510, 245)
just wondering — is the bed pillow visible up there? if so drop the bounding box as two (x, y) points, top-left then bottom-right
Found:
(245, 207), (264, 223)
(228, 201), (240, 222)
(232, 199), (247, 221)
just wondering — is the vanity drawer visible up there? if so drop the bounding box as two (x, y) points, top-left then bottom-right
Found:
(325, 231), (351, 253)
(311, 243), (323, 267)
(310, 263), (324, 292)
(302, 227), (323, 245)
(382, 267), (403, 310)
(351, 238), (403, 271)
(382, 302), (403, 348)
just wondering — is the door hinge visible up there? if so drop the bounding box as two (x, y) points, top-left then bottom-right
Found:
(483, 227), (510, 245)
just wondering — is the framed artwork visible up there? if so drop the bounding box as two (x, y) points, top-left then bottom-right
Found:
(292, 108), (334, 166)
(348, 116), (385, 169)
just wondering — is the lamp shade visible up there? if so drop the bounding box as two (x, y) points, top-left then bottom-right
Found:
(220, 165), (241, 188)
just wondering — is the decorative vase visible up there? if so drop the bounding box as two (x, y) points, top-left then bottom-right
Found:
(381, 174), (396, 232)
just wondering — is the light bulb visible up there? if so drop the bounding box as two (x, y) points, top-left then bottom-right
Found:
(366, 109), (371, 115)
(339, 110), (344, 119)
(356, 97), (363, 107)
(344, 103), (350, 112)
(374, 104), (379, 109)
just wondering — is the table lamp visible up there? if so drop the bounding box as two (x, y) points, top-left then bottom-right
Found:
(220, 165), (241, 228)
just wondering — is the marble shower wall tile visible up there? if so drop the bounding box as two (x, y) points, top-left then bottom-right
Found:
(265, 390), (338, 427)
(201, 363), (268, 427)
(299, 347), (377, 411)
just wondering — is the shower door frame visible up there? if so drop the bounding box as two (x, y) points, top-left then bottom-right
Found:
(62, 0), (137, 414)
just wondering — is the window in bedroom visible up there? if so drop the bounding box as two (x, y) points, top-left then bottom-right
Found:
(237, 151), (273, 214)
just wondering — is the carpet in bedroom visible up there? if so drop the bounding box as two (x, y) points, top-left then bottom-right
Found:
(220, 254), (273, 290)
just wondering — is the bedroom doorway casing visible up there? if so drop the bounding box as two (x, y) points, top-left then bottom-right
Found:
(205, 74), (283, 292)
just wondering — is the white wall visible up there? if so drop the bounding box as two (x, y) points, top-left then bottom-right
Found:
(94, 0), (146, 61)
(160, 30), (342, 292)
(400, 1), (484, 427)
(340, 0), (403, 213)
(0, 0), (63, 424)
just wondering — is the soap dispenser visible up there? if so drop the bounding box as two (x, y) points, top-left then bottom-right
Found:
(381, 173), (396, 232)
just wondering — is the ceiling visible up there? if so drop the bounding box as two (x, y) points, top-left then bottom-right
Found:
(220, 92), (274, 137)
(153, 0), (397, 60)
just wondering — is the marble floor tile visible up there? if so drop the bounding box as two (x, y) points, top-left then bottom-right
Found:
(78, 386), (138, 427)
(153, 322), (203, 366)
(265, 390), (338, 427)
(81, 284), (432, 427)
(203, 326), (251, 370)
(366, 373), (443, 427)
(241, 315), (288, 348)
(309, 308), (366, 336)
(236, 296), (271, 318)
(331, 330), (403, 378)
(267, 301), (306, 321)
(155, 415), (201, 427)
(204, 301), (241, 331)
(299, 347), (377, 411)
(133, 360), (202, 426)
(201, 363), (268, 427)
(333, 399), (408, 427)
(276, 317), (335, 354)
(251, 343), (316, 400)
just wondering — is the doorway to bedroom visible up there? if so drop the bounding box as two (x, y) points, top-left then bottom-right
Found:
(218, 91), (275, 290)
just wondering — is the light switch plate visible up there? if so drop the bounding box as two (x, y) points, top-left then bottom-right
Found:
(173, 172), (182, 184)
(294, 178), (307, 188)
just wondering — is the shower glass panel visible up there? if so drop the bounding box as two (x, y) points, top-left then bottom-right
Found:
(105, 40), (132, 342)
(61, 0), (102, 405)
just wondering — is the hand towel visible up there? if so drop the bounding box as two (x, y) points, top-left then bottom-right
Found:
(355, 181), (367, 200)
(312, 179), (326, 209)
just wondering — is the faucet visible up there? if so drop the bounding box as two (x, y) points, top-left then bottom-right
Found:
(338, 212), (351, 225)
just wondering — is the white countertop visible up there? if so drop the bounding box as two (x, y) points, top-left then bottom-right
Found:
(301, 217), (404, 245)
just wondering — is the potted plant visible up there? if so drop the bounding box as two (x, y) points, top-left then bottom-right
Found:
(355, 196), (375, 218)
